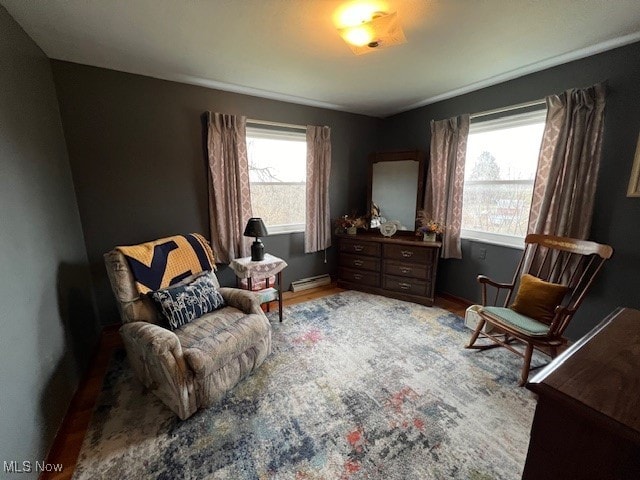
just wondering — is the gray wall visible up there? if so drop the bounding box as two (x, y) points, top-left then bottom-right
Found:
(51, 61), (381, 326)
(380, 42), (640, 339)
(0, 7), (98, 474)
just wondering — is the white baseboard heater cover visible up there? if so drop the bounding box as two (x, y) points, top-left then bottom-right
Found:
(290, 274), (331, 292)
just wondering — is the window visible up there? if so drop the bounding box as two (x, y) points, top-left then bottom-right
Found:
(246, 126), (307, 234)
(461, 109), (546, 248)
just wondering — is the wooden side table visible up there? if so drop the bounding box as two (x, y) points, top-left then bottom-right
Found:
(229, 253), (287, 322)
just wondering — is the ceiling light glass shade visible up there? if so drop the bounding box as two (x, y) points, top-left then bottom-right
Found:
(340, 24), (375, 47)
(337, 3), (380, 27)
(337, 11), (406, 55)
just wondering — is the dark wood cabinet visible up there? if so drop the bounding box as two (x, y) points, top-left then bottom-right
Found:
(337, 233), (440, 306)
(523, 307), (640, 480)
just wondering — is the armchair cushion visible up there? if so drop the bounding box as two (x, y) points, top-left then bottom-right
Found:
(510, 273), (568, 324)
(177, 308), (271, 377)
(480, 306), (550, 336)
(149, 270), (225, 330)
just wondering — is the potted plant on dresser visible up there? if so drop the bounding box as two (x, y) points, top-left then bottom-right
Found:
(416, 210), (444, 242)
(335, 214), (367, 235)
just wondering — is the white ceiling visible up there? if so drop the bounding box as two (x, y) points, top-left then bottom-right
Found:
(3, 0), (640, 117)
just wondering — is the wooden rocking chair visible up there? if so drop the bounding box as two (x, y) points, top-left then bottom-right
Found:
(466, 234), (613, 386)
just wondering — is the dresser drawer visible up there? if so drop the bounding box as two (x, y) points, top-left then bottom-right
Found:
(383, 274), (429, 297)
(339, 253), (380, 272)
(383, 244), (434, 264)
(383, 260), (431, 280)
(339, 239), (381, 257)
(339, 267), (380, 287)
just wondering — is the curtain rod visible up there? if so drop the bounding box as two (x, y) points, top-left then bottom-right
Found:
(247, 118), (307, 131)
(470, 99), (546, 120)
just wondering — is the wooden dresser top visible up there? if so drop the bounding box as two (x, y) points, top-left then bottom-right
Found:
(527, 307), (640, 442)
(337, 232), (442, 248)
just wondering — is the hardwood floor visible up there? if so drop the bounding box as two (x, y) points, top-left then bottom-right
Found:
(433, 292), (470, 318)
(42, 324), (122, 480)
(41, 285), (470, 480)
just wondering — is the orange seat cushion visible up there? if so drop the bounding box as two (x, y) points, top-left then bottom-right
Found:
(510, 273), (569, 324)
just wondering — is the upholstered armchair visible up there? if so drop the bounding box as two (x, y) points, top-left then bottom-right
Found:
(104, 249), (272, 420)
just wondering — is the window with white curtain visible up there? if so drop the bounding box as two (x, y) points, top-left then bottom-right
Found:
(461, 109), (546, 248)
(246, 126), (307, 234)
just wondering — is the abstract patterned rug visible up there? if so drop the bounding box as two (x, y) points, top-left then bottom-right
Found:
(74, 291), (541, 479)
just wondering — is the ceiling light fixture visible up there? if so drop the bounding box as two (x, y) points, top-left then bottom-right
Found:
(337, 9), (406, 55)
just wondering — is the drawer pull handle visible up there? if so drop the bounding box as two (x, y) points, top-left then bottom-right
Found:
(398, 282), (412, 290)
(353, 245), (364, 252)
(401, 250), (414, 258)
(353, 260), (364, 267)
(399, 267), (411, 274)
(353, 273), (363, 280)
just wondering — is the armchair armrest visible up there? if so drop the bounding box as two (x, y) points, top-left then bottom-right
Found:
(218, 287), (264, 316)
(119, 322), (196, 420)
(120, 321), (183, 357)
(477, 275), (515, 307)
(477, 275), (514, 290)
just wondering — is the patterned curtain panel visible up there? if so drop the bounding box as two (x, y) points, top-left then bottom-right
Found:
(305, 126), (332, 254)
(424, 115), (470, 259)
(206, 112), (252, 263)
(528, 83), (606, 238)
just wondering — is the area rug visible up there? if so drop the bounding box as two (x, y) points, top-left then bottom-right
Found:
(73, 291), (541, 480)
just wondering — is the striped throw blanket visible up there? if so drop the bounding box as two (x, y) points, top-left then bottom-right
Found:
(117, 233), (215, 294)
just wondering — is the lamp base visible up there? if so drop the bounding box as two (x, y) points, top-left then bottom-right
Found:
(251, 239), (265, 261)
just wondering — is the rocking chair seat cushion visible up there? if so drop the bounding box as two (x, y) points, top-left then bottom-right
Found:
(480, 306), (551, 337)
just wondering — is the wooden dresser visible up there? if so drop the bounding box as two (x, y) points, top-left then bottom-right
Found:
(337, 233), (441, 306)
(523, 307), (640, 480)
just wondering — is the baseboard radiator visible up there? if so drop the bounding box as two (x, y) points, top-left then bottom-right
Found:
(290, 274), (331, 292)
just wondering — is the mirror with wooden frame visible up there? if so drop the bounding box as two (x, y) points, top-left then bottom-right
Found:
(367, 150), (426, 232)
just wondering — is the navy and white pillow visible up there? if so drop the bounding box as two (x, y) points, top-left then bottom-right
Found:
(149, 270), (225, 330)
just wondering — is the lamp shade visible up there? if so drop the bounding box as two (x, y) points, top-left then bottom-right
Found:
(243, 218), (268, 238)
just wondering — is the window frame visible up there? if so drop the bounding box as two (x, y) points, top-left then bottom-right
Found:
(461, 108), (547, 249)
(245, 125), (307, 235)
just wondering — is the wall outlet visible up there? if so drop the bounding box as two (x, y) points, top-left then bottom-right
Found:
(478, 248), (487, 260)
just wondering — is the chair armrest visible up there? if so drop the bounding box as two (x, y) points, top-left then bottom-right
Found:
(119, 322), (196, 420)
(477, 275), (514, 290)
(218, 287), (264, 316)
(477, 275), (515, 307)
(120, 321), (183, 357)
(549, 305), (574, 335)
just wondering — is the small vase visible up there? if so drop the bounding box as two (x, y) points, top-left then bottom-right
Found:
(347, 226), (357, 235)
(423, 232), (436, 242)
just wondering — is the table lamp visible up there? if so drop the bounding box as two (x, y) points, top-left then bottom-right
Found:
(243, 217), (269, 261)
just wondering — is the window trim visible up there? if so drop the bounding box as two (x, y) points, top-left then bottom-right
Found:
(461, 229), (526, 249)
(267, 223), (305, 235)
(461, 107), (546, 248)
(246, 126), (306, 142)
(469, 108), (548, 133)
